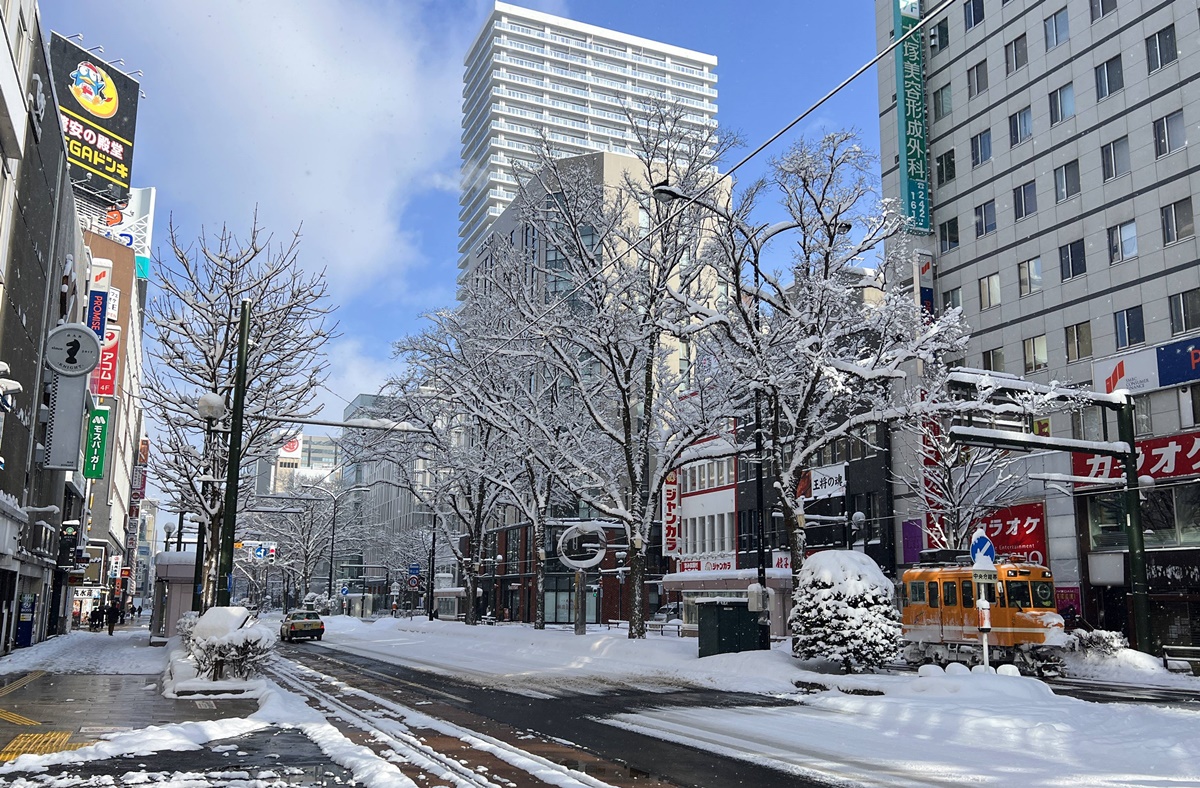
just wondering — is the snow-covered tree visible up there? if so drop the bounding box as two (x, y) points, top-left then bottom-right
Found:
(790, 549), (899, 672)
(682, 131), (966, 651)
(473, 105), (743, 638)
(894, 418), (1022, 551)
(143, 216), (337, 607)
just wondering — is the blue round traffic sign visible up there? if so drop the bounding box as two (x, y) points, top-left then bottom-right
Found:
(970, 532), (996, 563)
(340, 586), (349, 596)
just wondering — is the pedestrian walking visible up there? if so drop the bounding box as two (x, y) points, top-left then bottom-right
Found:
(105, 601), (119, 636)
(136, 605), (142, 620)
(89, 607), (102, 631)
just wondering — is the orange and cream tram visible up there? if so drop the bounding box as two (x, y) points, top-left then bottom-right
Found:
(901, 553), (1067, 675)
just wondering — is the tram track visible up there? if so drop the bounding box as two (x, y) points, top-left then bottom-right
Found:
(265, 651), (677, 788)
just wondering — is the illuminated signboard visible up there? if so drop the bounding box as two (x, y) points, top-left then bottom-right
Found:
(49, 33), (140, 204)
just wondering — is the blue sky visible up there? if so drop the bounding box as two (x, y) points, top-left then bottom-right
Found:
(39, 1), (884, 421)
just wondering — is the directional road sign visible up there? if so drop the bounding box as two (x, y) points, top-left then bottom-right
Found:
(408, 563), (421, 576)
(970, 531), (996, 564)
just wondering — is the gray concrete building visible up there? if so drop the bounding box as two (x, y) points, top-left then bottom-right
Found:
(876, 0), (1200, 646)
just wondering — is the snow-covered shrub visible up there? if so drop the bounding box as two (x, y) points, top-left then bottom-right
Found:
(176, 611), (199, 650)
(1068, 628), (1128, 656)
(187, 606), (275, 680)
(790, 550), (900, 672)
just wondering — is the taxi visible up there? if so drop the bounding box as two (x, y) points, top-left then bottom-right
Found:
(279, 610), (324, 642)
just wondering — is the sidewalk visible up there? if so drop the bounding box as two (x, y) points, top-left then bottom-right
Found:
(0, 622), (357, 786)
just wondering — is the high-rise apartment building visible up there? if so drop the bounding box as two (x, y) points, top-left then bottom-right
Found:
(877, 0), (1200, 646)
(459, 1), (718, 272)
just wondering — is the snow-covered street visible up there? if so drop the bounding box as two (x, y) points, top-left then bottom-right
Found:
(0, 617), (1199, 786)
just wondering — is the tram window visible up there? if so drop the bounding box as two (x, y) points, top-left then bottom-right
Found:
(978, 582), (997, 604)
(909, 581), (926, 603)
(1007, 581), (1032, 610)
(1031, 581), (1056, 608)
(929, 582), (939, 608)
(961, 580), (974, 608)
(943, 580), (958, 607)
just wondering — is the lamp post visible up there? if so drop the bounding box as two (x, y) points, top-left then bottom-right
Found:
(163, 520), (175, 553)
(302, 484), (371, 602)
(652, 183), (793, 645)
(194, 391), (228, 612)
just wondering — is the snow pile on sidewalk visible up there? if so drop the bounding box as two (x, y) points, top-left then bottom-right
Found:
(607, 666), (1200, 787)
(0, 628), (166, 675)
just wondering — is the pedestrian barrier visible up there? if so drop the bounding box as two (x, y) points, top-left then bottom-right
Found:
(1161, 644), (1200, 675)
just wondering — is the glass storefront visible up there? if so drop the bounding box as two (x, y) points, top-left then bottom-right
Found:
(1086, 480), (1200, 549)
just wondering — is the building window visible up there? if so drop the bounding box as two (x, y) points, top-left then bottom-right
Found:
(979, 272), (1001, 309)
(1009, 106), (1032, 146)
(964, 0), (984, 31)
(939, 217), (960, 252)
(1133, 394), (1153, 436)
(1114, 305), (1145, 348)
(1089, 0), (1115, 22)
(1101, 136), (1130, 180)
(942, 286), (962, 311)
(1187, 387), (1200, 428)
(930, 18), (950, 55)
(1049, 83), (1075, 125)
(933, 84), (952, 120)
(1155, 110), (1186, 157)
(982, 347), (1005, 372)
(1014, 180), (1037, 220)
(970, 129), (992, 166)
(1005, 35), (1027, 75)
(1146, 25), (1177, 72)
(1023, 335), (1048, 373)
(1059, 239), (1086, 280)
(1065, 321), (1092, 362)
(1170, 287), (1200, 335)
(1162, 198), (1195, 244)
(974, 200), (996, 237)
(1045, 8), (1069, 49)
(1095, 56), (1124, 100)
(936, 150), (956, 186)
(1054, 160), (1080, 202)
(1018, 257), (1042, 296)
(1107, 220), (1137, 262)
(968, 60), (989, 98)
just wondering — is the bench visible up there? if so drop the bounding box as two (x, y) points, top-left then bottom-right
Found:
(646, 621), (683, 636)
(1161, 644), (1200, 675)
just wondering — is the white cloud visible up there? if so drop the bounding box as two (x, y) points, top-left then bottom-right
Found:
(50, 1), (472, 306)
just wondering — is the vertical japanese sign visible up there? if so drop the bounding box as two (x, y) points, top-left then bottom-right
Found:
(94, 327), (121, 396)
(49, 33), (140, 204)
(87, 259), (112, 340)
(83, 407), (110, 479)
(662, 470), (681, 556)
(894, 0), (931, 234)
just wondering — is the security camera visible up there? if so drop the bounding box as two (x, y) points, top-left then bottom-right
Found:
(0, 379), (21, 397)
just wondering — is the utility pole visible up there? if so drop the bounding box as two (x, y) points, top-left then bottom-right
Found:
(217, 299), (252, 606)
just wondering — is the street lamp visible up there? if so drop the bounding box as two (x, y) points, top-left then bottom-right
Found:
(653, 182), (788, 645)
(302, 484), (371, 602)
(164, 520), (176, 553)
(192, 390), (229, 611)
